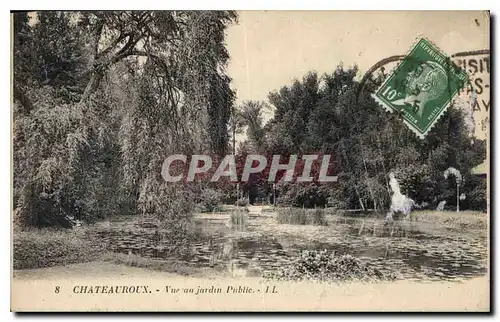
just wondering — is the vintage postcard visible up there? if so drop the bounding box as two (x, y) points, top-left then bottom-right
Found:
(11, 10), (490, 312)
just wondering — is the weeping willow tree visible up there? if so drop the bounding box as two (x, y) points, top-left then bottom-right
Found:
(118, 11), (236, 209)
(13, 11), (237, 232)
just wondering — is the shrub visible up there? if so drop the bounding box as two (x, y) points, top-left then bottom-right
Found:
(13, 229), (102, 269)
(277, 182), (329, 208)
(196, 188), (223, 212)
(393, 164), (435, 203)
(462, 176), (487, 211)
(277, 207), (327, 226)
(13, 208), (30, 232)
(326, 195), (348, 210)
(266, 250), (395, 282)
(235, 197), (249, 207)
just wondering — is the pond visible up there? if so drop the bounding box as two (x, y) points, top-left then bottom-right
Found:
(92, 209), (488, 281)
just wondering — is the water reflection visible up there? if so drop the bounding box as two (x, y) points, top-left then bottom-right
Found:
(95, 213), (487, 281)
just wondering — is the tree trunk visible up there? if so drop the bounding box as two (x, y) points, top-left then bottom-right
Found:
(361, 149), (377, 211)
(232, 128), (236, 155)
(376, 137), (391, 193)
(81, 68), (105, 103)
(340, 140), (365, 210)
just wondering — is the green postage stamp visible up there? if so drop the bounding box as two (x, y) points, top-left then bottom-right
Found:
(373, 37), (468, 138)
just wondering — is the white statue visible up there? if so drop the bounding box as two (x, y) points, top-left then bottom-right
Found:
(436, 200), (447, 211)
(386, 172), (416, 222)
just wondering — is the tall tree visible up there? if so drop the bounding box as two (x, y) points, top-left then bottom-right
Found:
(239, 100), (267, 152)
(262, 65), (486, 210)
(13, 11), (238, 228)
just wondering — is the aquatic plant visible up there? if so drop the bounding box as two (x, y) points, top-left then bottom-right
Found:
(277, 207), (327, 226)
(266, 250), (395, 281)
(229, 210), (248, 231)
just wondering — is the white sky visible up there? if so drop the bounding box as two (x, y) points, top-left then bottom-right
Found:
(225, 10), (490, 139)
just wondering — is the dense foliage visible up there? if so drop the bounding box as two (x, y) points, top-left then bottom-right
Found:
(13, 11), (486, 234)
(13, 11), (237, 229)
(236, 67), (487, 211)
(13, 229), (102, 269)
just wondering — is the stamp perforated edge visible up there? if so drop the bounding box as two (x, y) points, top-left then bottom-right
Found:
(370, 35), (468, 139)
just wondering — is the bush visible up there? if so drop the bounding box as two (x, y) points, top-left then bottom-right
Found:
(235, 197), (249, 207)
(277, 207), (327, 226)
(266, 250), (395, 281)
(462, 176), (487, 211)
(13, 208), (30, 232)
(196, 188), (222, 212)
(277, 182), (329, 208)
(13, 229), (102, 269)
(393, 164), (435, 203)
(326, 195), (348, 210)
